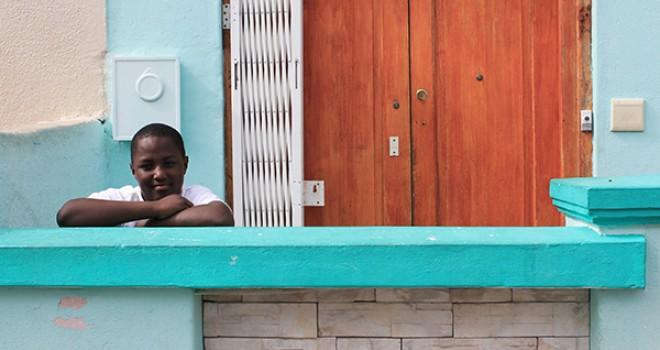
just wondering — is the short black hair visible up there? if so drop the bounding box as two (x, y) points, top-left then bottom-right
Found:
(131, 123), (186, 162)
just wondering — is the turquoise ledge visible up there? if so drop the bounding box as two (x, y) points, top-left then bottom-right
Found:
(0, 227), (644, 288)
(551, 175), (660, 225)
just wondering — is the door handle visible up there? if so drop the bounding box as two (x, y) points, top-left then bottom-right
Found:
(416, 88), (429, 101)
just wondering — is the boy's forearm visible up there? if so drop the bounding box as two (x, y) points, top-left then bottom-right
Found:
(145, 202), (234, 227)
(57, 198), (156, 227)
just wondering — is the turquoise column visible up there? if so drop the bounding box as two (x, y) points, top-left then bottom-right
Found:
(551, 176), (660, 350)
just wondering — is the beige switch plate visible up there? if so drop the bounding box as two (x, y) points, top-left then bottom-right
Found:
(611, 98), (645, 132)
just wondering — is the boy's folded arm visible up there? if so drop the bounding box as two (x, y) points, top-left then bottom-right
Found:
(56, 198), (158, 227)
(145, 201), (235, 227)
(57, 195), (193, 227)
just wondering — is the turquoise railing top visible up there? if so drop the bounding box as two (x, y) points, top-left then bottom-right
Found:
(551, 175), (660, 225)
(0, 226), (644, 288)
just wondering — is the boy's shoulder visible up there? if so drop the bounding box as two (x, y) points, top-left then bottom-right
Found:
(182, 184), (216, 198)
(89, 185), (141, 202)
(182, 185), (225, 206)
(183, 184), (211, 191)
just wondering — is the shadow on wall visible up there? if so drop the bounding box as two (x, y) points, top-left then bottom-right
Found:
(0, 120), (132, 227)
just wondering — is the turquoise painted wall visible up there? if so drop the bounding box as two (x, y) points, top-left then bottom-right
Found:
(3, 0), (660, 348)
(591, 1), (660, 349)
(593, 0), (660, 176)
(0, 0), (225, 227)
(105, 0), (225, 195)
(0, 123), (110, 227)
(0, 288), (201, 350)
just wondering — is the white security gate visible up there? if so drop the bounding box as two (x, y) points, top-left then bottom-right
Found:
(230, 0), (304, 226)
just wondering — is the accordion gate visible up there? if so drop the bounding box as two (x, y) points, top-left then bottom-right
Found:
(230, 0), (304, 227)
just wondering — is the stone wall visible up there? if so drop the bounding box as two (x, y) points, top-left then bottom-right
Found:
(203, 289), (589, 350)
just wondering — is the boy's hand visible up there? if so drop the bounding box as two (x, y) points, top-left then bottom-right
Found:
(151, 194), (193, 219)
(143, 201), (234, 227)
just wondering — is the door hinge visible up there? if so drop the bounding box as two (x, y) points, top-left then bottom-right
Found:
(303, 180), (325, 207)
(581, 109), (593, 132)
(222, 3), (231, 30)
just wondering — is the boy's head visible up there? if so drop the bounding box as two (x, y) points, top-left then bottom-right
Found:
(130, 123), (188, 201)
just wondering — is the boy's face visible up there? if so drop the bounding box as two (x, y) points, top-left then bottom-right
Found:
(130, 135), (188, 201)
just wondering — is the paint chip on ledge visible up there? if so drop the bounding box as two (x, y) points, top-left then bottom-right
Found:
(229, 256), (238, 265)
(58, 296), (88, 310)
(53, 317), (88, 330)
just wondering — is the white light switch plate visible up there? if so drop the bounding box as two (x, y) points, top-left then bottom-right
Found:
(611, 98), (644, 132)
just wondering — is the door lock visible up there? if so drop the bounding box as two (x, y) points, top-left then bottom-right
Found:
(416, 88), (429, 101)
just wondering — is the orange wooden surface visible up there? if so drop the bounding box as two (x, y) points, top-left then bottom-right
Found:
(375, 0), (412, 225)
(578, 0), (594, 177)
(410, 0), (584, 226)
(530, 0), (562, 225)
(410, 0), (439, 225)
(418, 0), (529, 225)
(521, 0), (534, 226)
(303, 0), (410, 225)
(560, 0), (579, 180)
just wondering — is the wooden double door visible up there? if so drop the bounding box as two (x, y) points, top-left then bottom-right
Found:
(303, 0), (592, 226)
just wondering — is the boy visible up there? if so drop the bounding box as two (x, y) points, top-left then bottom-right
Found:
(57, 123), (234, 227)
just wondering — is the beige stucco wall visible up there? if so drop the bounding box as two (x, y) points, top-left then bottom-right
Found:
(0, 1), (106, 133)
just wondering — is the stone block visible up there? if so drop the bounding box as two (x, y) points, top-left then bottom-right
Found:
(403, 338), (537, 350)
(203, 292), (242, 303)
(376, 289), (449, 302)
(450, 289), (511, 303)
(241, 289), (319, 302)
(337, 338), (400, 350)
(539, 338), (589, 350)
(237, 289), (375, 303)
(206, 338), (337, 350)
(203, 303), (317, 338)
(319, 303), (451, 337)
(513, 289), (589, 302)
(318, 289), (375, 302)
(454, 303), (588, 337)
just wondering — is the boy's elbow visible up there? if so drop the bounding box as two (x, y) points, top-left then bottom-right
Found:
(56, 206), (72, 227)
(218, 206), (235, 226)
(207, 204), (234, 226)
(217, 214), (234, 226)
(56, 200), (81, 227)
(205, 212), (234, 226)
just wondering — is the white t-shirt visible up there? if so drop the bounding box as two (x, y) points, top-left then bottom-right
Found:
(88, 185), (227, 227)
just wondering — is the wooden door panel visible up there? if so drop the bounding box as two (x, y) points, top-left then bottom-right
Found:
(303, 0), (411, 225)
(411, 0), (579, 226)
(376, 0), (413, 225)
(303, 1), (376, 225)
(430, 0), (528, 226)
(529, 0), (562, 225)
(410, 0), (439, 225)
